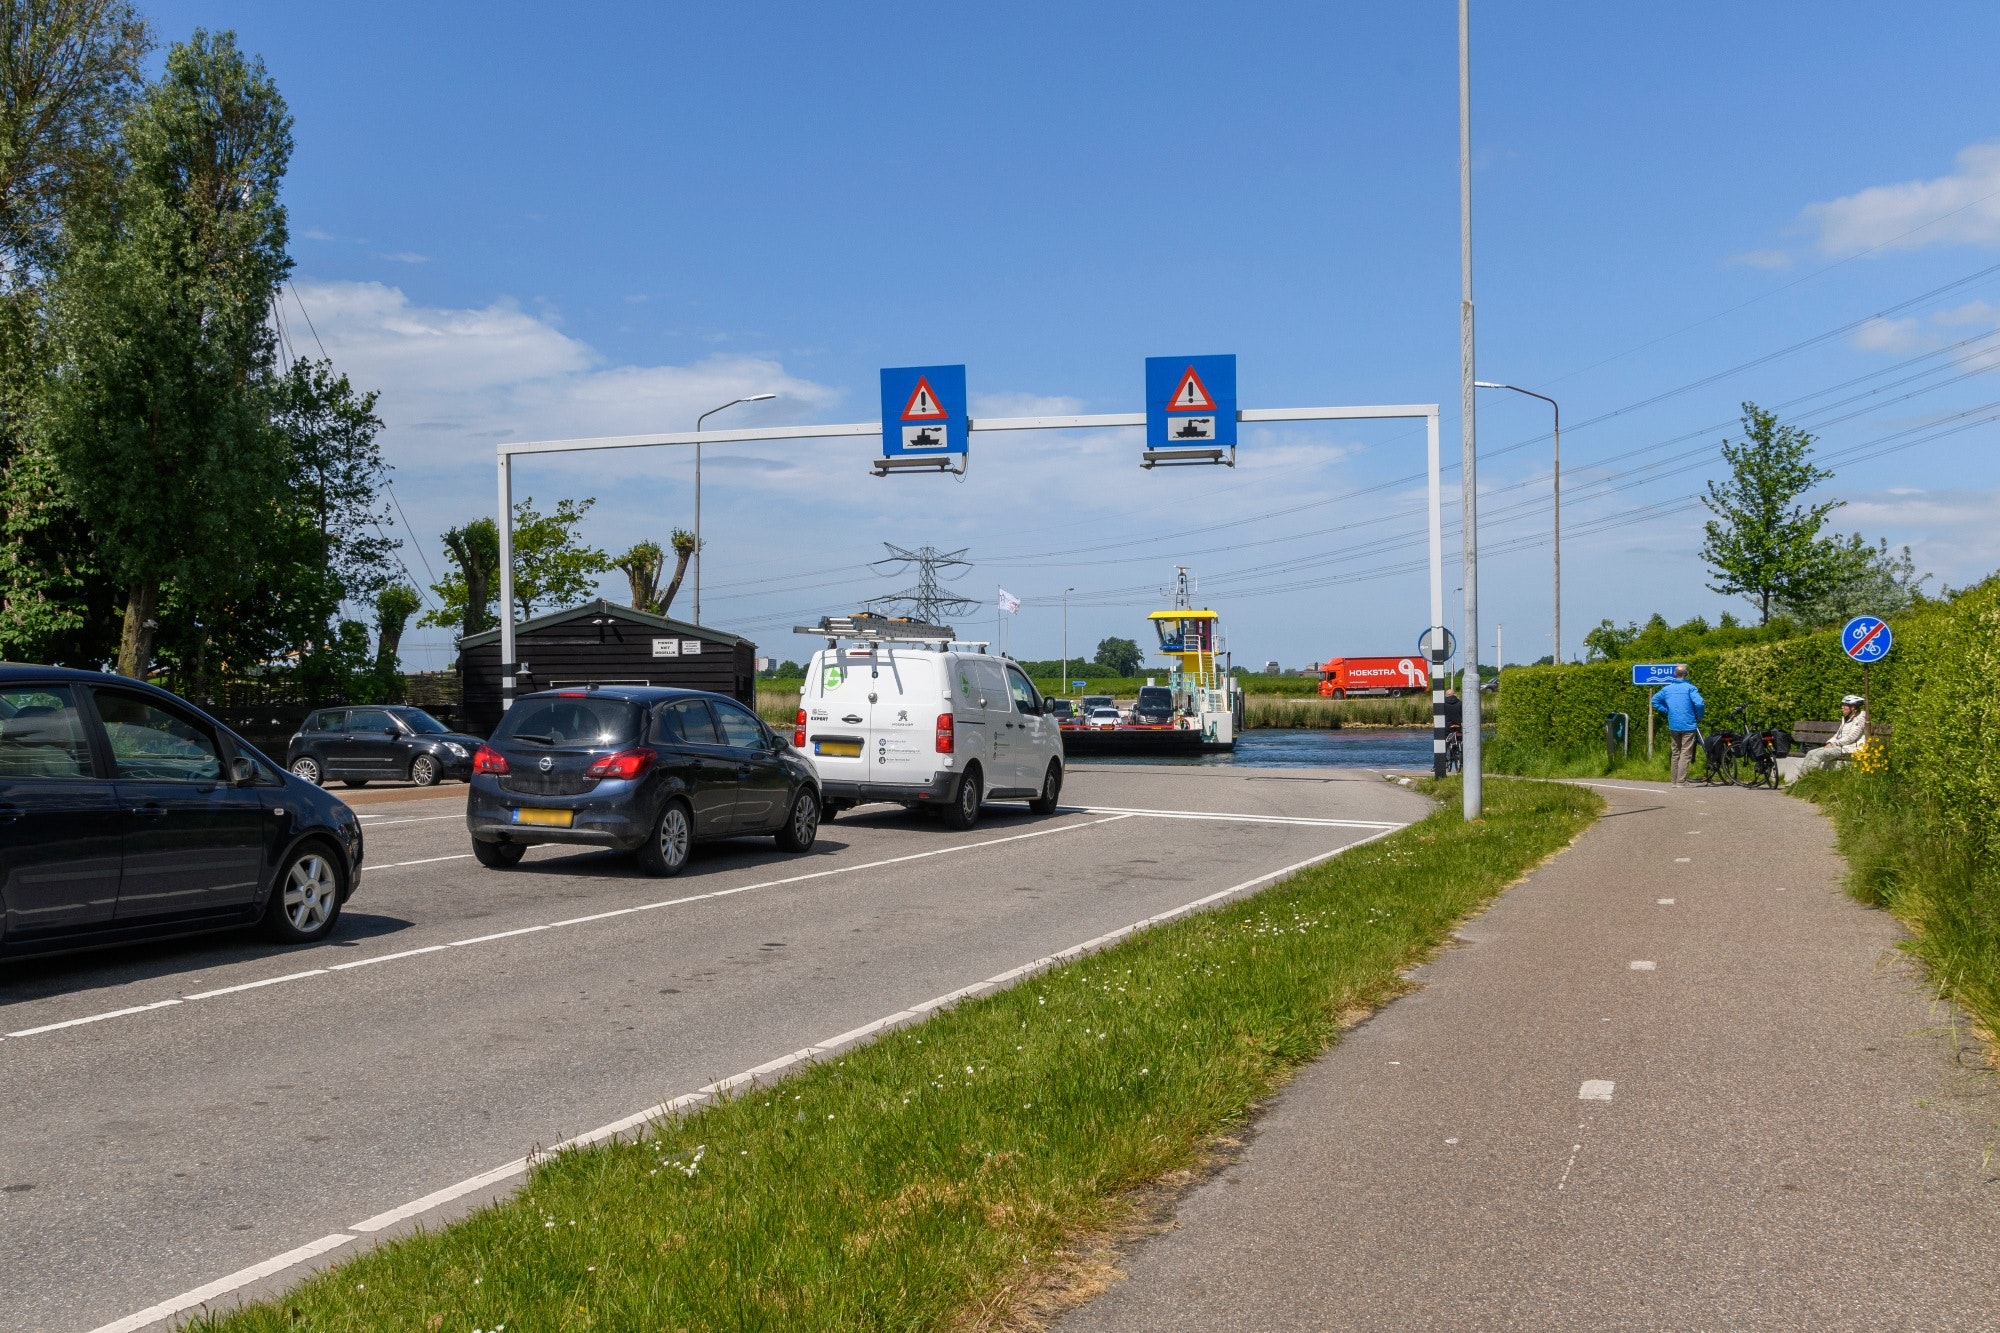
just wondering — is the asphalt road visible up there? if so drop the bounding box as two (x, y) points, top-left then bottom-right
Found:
(1058, 779), (2000, 1332)
(0, 764), (1423, 1333)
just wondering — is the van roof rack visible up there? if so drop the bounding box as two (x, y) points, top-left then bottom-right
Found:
(794, 612), (957, 643)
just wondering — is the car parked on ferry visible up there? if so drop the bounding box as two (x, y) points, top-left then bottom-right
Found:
(467, 686), (821, 875)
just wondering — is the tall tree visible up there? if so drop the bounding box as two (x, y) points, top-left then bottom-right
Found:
(372, 582), (419, 683)
(0, 0), (150, 664)
(616, 539), (663, 613)
(1698, 403), (1844, 625)
(424, 517), (499, 641)
(1775, 536), (1929, 626)
(656, 527), (698, 616)
(272, 356), (394, 619)
(1093, 636), (1144, 676)
(509, 496), (608, 619)
(43, 29), (293, 677)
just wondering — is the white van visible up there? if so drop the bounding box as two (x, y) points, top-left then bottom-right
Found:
(794, 641), (1064, 829)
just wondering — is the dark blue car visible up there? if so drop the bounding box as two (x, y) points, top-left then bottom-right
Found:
(467, 685), (821, 876)
(0, 666), (363, 959)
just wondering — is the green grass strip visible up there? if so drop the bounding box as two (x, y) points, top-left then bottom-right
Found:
(194, 776), (1600, 1332)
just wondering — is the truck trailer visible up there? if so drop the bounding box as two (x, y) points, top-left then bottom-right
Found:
(1316, 655), (1431, 698)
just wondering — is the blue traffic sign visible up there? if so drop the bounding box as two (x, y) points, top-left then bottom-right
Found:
(1842, 615), (1892, 663)
(1631, 663), (1683, 687)
(879, 365), (967, 460)
(1146, 355), (1237, 452)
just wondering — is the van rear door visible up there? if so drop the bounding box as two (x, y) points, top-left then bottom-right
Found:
(805, 647), (939, 794)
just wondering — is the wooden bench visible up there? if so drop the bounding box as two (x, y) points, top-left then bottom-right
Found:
(1792, 720), (1891, 760)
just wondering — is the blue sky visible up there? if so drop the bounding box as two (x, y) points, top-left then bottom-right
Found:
(149, 1), (2000, 672)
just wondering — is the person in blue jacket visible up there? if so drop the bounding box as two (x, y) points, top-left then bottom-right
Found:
(1652, 664), (1705, 784)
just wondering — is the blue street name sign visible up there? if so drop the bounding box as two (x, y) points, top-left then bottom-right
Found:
(1145, 354), (1237, 452)
(1072, 680), (1087, 690)
(1631, 663), (1683, 687)
(879, 365), (967, 460)
(1842, 615), (1892, 663)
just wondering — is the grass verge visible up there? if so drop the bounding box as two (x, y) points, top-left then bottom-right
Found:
(1790, 767), (2000, 1043)
(193, 777), (1600, 1332)
(1484, 733), (1672, 783)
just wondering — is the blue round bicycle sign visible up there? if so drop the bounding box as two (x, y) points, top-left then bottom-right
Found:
(1842, 615), (1892, 663)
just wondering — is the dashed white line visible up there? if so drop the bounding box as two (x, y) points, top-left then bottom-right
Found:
(1629, 960), (1657, 971)
(1578, 1080), (1616, 1101)
(87, 823), (1406, 1332)
(355, 813), (464, 827)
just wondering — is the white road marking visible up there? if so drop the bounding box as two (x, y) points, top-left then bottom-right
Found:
(355, 813), (464, 826)
(1673, 857), (1691, 863)
(373, 853), (476, 870)
(1629, 961), (1656, 971)
(6, 812), (1184, 1042)
(88, 1233), (356, 1333)
(1077, 804), (1402, 829)
(90, 823), (1406, 1330)
(1578, 1080), (1615, 1101)
(1556, 1142), (1585, 1190)
(1657, 898), (1675, 905)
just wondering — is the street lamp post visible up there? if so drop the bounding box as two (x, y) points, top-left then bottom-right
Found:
(692, 393), (777, 625)
(1062, 587), (1074, 695)
(1474, 382), (1560, 663)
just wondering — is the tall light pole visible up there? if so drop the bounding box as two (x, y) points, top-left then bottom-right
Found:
(1062, 587), (1074, 695)
(1476, 382), (1560, 664)
(1457, 0), (1483, 819)
(692, 393), (777, 624)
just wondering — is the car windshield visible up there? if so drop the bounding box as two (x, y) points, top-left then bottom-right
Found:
(1136, 688), (1172, 710)
(391, 708), (451, 734)
(492, 696), (642, 748)
(1082, 696), (1113, 709)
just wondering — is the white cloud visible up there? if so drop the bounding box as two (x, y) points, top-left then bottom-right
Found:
(377, 251), (429, 264)
(1802, 141), (2000, 255)
(1849, 315), (1923, 355)
(288, 281), (843, 460)
(1726, 249), (1792, 270)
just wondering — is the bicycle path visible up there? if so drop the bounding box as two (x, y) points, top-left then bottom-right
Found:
(1059, 778), (2000, 1331)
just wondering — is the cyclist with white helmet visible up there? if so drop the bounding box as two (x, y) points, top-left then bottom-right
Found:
(1798, 694), (1869, 772)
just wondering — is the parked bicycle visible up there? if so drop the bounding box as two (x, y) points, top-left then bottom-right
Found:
(1698, 704), (1791, 788)
(1444, 724), (1464, 774)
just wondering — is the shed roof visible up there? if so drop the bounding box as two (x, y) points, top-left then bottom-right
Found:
(457, 599), (751, 650)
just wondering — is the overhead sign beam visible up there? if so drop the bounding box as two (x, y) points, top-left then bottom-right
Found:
(495, 402), (1449, 775)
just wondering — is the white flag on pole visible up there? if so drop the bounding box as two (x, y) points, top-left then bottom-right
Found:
(996, 588), (1021, 613)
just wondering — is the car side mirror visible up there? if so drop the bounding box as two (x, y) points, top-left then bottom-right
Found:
(230, 755), (258, 785)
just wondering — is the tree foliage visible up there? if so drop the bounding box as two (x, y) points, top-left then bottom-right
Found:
(424, 517), (499, 640)
(43, 29), (294, 678)
(1774, 536), (1929, 627)
(1699, 403), (1845, 625)
(425, 498), (610, 635)
(1092, 636), (1144, 677)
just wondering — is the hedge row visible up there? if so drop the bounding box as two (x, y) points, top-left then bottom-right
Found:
(1496, 616), (1932, 755)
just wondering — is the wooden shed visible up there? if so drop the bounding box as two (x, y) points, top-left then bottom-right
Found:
(457, 599), (757, 736)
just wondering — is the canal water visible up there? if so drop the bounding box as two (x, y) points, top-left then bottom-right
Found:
(1077, 727), (1435, 770)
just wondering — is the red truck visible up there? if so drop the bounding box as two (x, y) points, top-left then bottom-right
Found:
(1316, 655), (1430, 698)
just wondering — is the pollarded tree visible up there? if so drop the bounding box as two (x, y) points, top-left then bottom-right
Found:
(657, 528), (699, 616)
(424, 517), (499, 641)
(43, 29), (293, 678)
(1698, 403), (1844, 626)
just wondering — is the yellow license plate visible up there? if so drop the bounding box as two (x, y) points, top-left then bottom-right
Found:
(513, 807), (574, 828)
(815, 738), (863, 758)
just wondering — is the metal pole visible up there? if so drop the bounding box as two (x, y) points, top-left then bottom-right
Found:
(1063, 587), (1073, 695)
(1427, 409), (1447, 780)
(1458, 0), (1483, 818)
(692, 438), (701, 625)
(497, 453), (517, 713)
(1474, 382), (1559, 666)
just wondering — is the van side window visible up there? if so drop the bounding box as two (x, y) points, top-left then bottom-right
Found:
(1005, 667), (1040, 713)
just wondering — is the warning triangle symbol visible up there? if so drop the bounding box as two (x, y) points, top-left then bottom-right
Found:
(1166, 365), (1216, 412)
(901, 377), (949, 421)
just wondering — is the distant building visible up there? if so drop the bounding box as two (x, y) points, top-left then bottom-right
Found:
(1262, 660), (1281, 675)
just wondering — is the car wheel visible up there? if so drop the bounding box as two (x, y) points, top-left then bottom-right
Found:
(342, 779), (369, 789)
(637, 799), (694, 877)
(942, 766), (982, 831)
(289, 756), (323, 785)
(1029, 760), (1062, 815)
(408, 753), (439, 787)
(263, 843), (345, 943)
(775, 787), (821, 853)
(472, 838), (525, 869)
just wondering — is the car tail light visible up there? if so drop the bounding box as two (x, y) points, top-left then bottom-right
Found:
(473, 745), (509, 775)
(794, 709), (807, 749)
(935, 712), (954, 754)
(586, 748), (656, 781)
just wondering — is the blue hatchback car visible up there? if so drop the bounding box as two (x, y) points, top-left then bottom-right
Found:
(466, 686), (822, 875)
(0, 665), (364, 959)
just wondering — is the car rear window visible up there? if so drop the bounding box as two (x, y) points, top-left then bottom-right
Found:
(492, 696), (642, 748)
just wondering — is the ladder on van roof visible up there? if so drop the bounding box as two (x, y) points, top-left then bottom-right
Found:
(794, 612), (960, 646)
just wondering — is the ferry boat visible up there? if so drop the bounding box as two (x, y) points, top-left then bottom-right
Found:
(1061, 568), (1244, 756)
